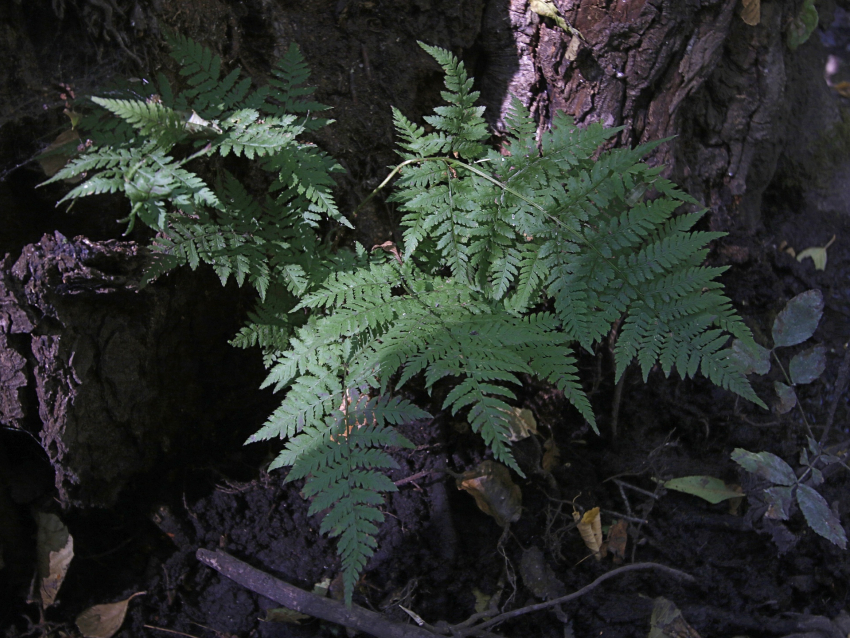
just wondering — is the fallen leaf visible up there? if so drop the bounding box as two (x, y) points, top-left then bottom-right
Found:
(472, 588), (491, 615)
(76, 592), (145, 638)
(663, 476), (744, 504)
(796, 235), (836, 271)
(456, 460), (522, 527)
(605, 519), (628, 563)
(312, 577), (332, 597)
(519, 546), (566, 600)
(542, 437), (560, 475)
(504, 407), (537, 441)
(832, 81), (850, 97)
(36, 512), (74, 608)
(740, 0), (760, 25)
(649, 597), (702, 638)
(529, 0), (568, 30)
(573, 507), (603, 560)
(265, 608), (311, 624)
(37, 129), (81, 178)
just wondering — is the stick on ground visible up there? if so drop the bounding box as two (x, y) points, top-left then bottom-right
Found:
(196, 549), (436, 638)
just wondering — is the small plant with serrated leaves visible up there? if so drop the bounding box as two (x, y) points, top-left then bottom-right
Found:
(44, 37), (765, 604)
(730, 290), (848, 548)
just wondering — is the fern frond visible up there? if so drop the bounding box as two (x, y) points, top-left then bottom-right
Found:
(165, 32), (250, 118)
(417, 42), (489, 159)
(264, 392), (423, 604)
(261, 43), (331, 130)
(90, 97), (187, 145)
(217, 109), (298, 158)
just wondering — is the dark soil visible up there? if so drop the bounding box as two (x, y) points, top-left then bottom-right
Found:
(2, 2), (850, 638)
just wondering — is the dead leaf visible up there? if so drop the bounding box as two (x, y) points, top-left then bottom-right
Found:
(36, 512), (74, 608)
(37, 129), (81, 178)
(573, 507), (603, 560)
(371, 241), (403, 264)
(542, 437), (560, 475)
(76, 592), (145, 638)
(649, 597), (702, 638)
(605, 519), (628, 563)
(519, 546), (566, 600)
(312, 577), (331, 597)
(265, 607), (311, 624)
(456, 460), (522, 527)
(504, 407), (537, 441)
(832, 81), (850, 98)
(797, 235), (836, 271)
(740, 0), (760, 25)
(727, 484), (745, 515)
(472, 588), (491, 614)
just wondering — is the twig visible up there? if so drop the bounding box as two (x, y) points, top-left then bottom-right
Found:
(821, 343), (850, 444)
(601, 509), (647, 524)
(395, 470), (436, 487)
(450, 562), (694, 636)
(196, 549), (436, 638)
(143, 626), (200, 638)
(610, 479), (660, 500)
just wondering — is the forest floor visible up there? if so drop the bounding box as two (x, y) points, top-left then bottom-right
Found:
(1, 190), (849, 638)
(2, 3), (850, 637)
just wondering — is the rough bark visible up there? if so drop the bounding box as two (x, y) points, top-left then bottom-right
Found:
(0, 233), (269, 507)
(476, 0), (810, 234)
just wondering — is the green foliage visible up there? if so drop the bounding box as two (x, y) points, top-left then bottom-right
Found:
(787, 0), (818, 51)
(732, 445), (847, 548)
(44, 38), (764, 604)
(729, 289), (825, 412)
(729, 290), (847, 549)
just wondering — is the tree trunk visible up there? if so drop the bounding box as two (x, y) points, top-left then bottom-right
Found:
(477, 0), (815, 233)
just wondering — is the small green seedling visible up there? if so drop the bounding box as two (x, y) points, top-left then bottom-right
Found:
(730, 290), (848, 548)
(730, 289), (826, 414)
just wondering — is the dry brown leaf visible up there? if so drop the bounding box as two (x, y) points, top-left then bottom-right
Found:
(37, 129), (81, 178)
(833, 81), (850, 97)
(727, 484), (745, 515)
(36, 512), (74, 608)
(573, 507), (603, 560)
(605, 519), (628, 563)
(649, 597), (702, 638)
(456, 460), (522, 527)
(75, 592), (145, 638)
(541, 437), (560, 475)
(740, 0), (760, 25)
(504, 407), (537, 441)
(265, 607), (311, 624)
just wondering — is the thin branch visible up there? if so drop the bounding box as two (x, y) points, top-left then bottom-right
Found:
(451, 562), (694, 637)
(821, 343), (850, 444)
(196, 549), (436, 638)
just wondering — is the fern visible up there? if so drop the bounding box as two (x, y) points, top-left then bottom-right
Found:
(45, 37), (764, 605)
